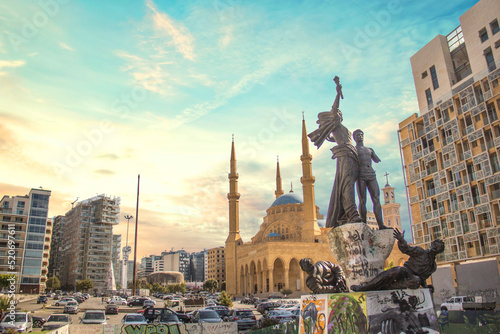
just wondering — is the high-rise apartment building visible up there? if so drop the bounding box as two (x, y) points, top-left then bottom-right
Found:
(207, 246), (225, 288)
(0, 188), (52, 293)
(398, 0), (500, 301)
(59, 195), (120, 291)
(48, 215), (64, 279)
(161, 250), (190, 281)
(139, 254), (162, 279)
(112, 235), (121, 287)
(189, 250), (206, 282)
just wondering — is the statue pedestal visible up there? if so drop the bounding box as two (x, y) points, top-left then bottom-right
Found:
(328, 223), (394, 289)
(299, 288), (440, 334)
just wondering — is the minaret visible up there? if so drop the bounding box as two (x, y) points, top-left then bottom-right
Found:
(225, 136), (241, 296)
(275, 157), (284, 199)
(300, 115), (320, 241)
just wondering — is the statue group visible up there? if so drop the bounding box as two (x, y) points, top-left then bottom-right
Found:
(301, 76), (444, 294)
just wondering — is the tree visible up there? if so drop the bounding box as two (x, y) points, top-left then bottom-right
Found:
(75, 279), (93, 292)
(45, 277), (60, 291)
(220, 281), (226, 291)
(203, 279), (218, 293)
(280, 288), (293, 297)
(218, 291), (233, 308)
(0, 274), (16, 291)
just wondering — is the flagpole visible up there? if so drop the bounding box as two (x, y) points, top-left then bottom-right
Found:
(132, 174), (140, 296)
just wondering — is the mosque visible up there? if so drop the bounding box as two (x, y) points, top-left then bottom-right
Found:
(225, 118), (407, 297)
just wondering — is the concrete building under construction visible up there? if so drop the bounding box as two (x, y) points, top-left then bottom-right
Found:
(59, 194), (120, 291)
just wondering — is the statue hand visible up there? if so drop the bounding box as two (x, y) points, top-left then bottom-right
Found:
(393, 228), (404, 241)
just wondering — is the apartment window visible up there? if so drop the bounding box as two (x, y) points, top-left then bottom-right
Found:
(425, 89), (433, 106)
(479, 28), (488, 43)
(422, 71), (428, 79)
(485, 47), (496, 72)
(430, 65), (439, 89)
(491, 19), (499, 35)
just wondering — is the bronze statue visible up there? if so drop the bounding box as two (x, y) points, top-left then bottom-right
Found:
(308, 77), (363, 227)
(299, 258), (348, 294)
(353, 129), (389, 230)
(351, 229), (445, 292)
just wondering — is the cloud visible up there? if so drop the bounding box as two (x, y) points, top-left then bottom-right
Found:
(97, 153), (120, 160)
(94, 169), (116, 175)
(59, 42), (74, 51)
(145, 0), (195, 61)
(0, 60), (25, 69)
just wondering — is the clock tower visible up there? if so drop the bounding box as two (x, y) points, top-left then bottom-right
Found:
(382, 175), (401, 230)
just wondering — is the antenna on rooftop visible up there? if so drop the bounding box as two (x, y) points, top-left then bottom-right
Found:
(71, 197), (79, 209)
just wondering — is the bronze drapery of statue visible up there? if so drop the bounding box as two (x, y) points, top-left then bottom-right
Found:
(299, 258), (348, 294)
(308, 76), (363, 227)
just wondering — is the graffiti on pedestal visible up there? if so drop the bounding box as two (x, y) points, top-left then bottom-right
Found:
(300, 294), (327, 334)
(327, 292), (367, 334)
(366, 289), (440, 334)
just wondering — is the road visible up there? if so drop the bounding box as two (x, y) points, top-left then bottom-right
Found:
(16, 296), (261, 331)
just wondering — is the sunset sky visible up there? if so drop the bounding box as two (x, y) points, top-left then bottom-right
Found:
(0, 0), (478, 258)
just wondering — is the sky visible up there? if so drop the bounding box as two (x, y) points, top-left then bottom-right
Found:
(0, 0), (479, 259)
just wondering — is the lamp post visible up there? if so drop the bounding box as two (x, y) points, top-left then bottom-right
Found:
(122, 215), (133, 292)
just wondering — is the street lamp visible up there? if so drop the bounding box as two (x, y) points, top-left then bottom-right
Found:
(122, 215), (133, 292)
(124, 215), (133, 247)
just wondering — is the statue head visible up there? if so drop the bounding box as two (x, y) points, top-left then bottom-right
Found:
(430, 239), (445, 254)
(353, 129), (364, 143)
(299, 258), (314, 273)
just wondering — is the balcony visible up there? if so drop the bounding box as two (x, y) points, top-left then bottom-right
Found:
(478, 219), (492, 229)
(491, 189), (500, 200)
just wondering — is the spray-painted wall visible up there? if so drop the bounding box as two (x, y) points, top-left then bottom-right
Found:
(456, 259), (500, 304)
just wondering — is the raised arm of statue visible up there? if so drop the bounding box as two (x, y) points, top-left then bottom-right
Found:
(332, 76), (343, 111)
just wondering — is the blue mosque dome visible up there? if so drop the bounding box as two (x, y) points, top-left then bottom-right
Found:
(270, 192), (303, 207)
(266, 232), (281, 238)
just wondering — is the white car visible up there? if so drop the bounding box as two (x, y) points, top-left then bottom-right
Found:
(54, 298), (77, 306)
(80, 310), (109, 325)
(143, 299), (156, 308)
(109, 297), (128, 305)
(0, 312), (33, 333)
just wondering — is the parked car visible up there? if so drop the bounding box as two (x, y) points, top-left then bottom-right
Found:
(121, 314), (148, 326)
(143, 299), (156, 308)
(128, 298), (151, 307)
(257, 301), (281, 314)
(41, 314), (71, 331)
(105, 304), (119, 315)
(225, 308), (257, 331)
(80, 310), (109, 325)
(261, 309), (297, 324)
(54, 297), (77, 306)
(0, 312), (33, 333)
(205, 305), (230, 319)
(32, 316), (47, 328)
(37, 295), (48, 304)
(109, 297), (128, 305)
(64, 301), (79, 314)
(190, 309), (223, 324)
(154, 313), (182, 326)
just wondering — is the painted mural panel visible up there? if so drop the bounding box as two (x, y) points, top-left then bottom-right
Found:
(366, 289), (439, 334)
(300, 294), (328, 334)
(327, 292), (368, 334)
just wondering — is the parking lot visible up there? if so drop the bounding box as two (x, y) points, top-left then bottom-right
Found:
(16, 295), (264, 331)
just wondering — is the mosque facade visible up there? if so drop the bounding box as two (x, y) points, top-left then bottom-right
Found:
(225, 119), (408, 296)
